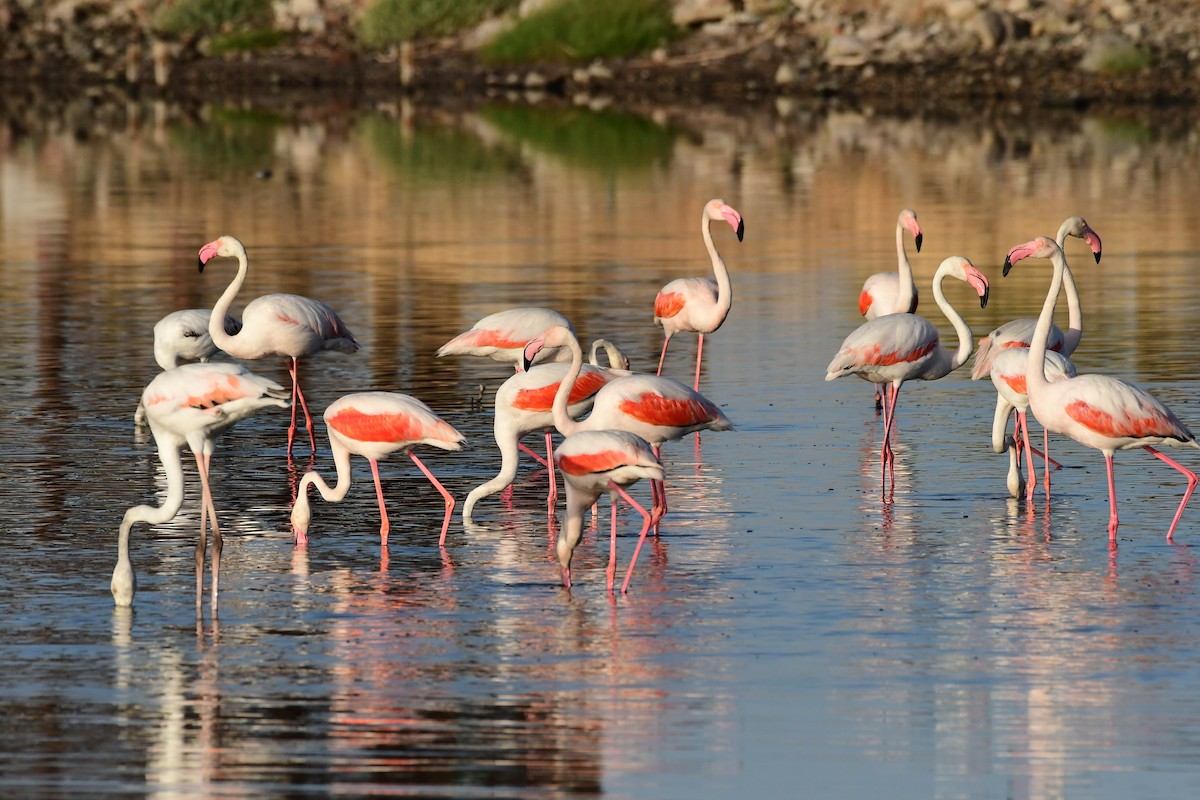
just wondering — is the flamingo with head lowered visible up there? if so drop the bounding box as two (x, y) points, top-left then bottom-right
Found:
(654, 198), (744, 391)
(133, 308), (243, 427)
(197, 235), (359, 457)
(826, 256), (990, 494)
(1004, 235), (1198, 544)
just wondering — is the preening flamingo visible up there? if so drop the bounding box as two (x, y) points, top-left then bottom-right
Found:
(1004, 236), (1198, 542)
(523, 325), (733, 523)
(857, 208), (923, 408)
(654, 198), (744, 391)
(133, 308), (243, 426)
(589, 338), (631, 374)
(291, 392), (464, 547)
(437, 307), (573, 368)
(112, 362), (289, 607)
(554, 430), (664, 593)
(462, 361), (620, 522)
(825, 256), (990, 491)
(197, 235), (360, 457)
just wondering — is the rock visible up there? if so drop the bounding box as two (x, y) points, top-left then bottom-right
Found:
(774, 62), (798, 86)
(464, 16), (514, 49)
(673, 0), (734, 28)
(1105, 1), (1136, 24)
(519, 0), (558, 16)
(825, 34), (870, 67)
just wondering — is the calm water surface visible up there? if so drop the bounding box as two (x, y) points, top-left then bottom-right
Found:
(4, 98), (1200, 797)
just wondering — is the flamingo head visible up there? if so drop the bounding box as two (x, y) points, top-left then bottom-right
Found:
(706, 198), (745, 242)
(197, 235), (246, 273)
(290, 484), (312, 545)
(522, 324), (573, 372)
(942, 256), (989, 308)
(1003, 236), (1058, 277)
(1061, 216), (1103, 263)
(900, 208), (923, 252)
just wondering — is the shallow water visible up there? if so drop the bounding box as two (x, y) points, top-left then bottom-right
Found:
(4, 99), (1200, 797)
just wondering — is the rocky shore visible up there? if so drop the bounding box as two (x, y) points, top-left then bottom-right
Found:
(2, 0), (1199, 115)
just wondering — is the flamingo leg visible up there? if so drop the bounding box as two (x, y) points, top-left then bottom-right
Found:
(1105, 452), (1119, 542)
(617, 483), (655, 595)
(656, 335), (671, 377)
(370, 458), (390, 545)
(880, 383), (901, 492)
(194, 452), (208, 607)
(649, 444), (668, 528)
(1145, 446), (1199, 541)
(409, 452), (455, 546)
(194, 452), (222, 605)
(607, 498), (619, 591)
(873, 384), (884, 412)
(518, 441), (550, 468)
(289, 358), (318, 455)
(545, 429), (558, 513)
(1019, 411), (1038, 504)
(693, 333), (705, 392)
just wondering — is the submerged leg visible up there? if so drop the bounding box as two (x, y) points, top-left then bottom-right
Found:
(410, 452), (456, 546)
(371, 459), (390, 545)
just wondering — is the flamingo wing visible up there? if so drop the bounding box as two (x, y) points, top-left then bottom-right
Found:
(826, 314), (939, 380)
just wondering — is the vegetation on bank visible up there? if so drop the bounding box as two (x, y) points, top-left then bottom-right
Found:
(151, 0), (286, 54)
(357, 0), (518, 49)
(481, 0), (679, 64)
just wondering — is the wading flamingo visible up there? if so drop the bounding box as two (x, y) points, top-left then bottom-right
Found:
(654, 198), (744, 391)
(1004, 236), (1198, 543)
(825, 256), (990, 493)
(291, 392), (464, 547)
(857, 208), (924, 408)
(554, 430), (664, 593)
(197, 235), (359, 457)
(134, 308), (243, 426)
(462, 361), (619, 522)
(523, 325), (733, 524)
(112, 362), (289, 607)
(437, 307), (573, 368)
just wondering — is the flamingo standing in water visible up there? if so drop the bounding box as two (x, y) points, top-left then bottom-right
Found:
(554, 430), (664, 593)
(654, 198), (744, 391)
(112, 362), (290, 607)
(291, 392), (464, 547)
(825, 256), (990, 492)
(134, 308), (243, 426)
(1004, 236), (1198, 543)
(523, 325), (732, 524)
(197, 235), (359, 457)
(437, 307), (573, 369)
(857, 208), (924, 408)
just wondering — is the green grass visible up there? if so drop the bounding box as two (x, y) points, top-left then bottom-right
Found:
(482, 0), (679, 64)
(152, 0), (274, 36)
(1095, 45), (1153, 76)
(358, 0), (518, 48)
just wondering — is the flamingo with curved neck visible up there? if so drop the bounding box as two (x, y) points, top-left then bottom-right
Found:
(858, 208), (924, 320)
(654, 198), (744, 391)
(197, 235), (359, 457)
(826, 256), (990, 494)
(1005, 236), (1198, 543)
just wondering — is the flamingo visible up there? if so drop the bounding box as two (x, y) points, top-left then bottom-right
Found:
(197, 235), (360, 457)
(437, 307), (573, 368)
(112, 362), (290, 607)
(522, 325), (733, 524)
(857, 208), (924, 408)
(589, 338), (631, 373)
(825, 256), (990, 491)
(291, 392), (465, 547)
(462, 361), (619, 522)
(988, 347), (1077, 502)
(1004, 236), (1198, 542)
(554, 430), (664, 593)
(654, 198), (744, 391)
(133, 308), (243, 426)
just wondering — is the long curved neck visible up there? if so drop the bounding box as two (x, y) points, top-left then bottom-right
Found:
(463, 421), (522, 520)
(298, 439), (354, 507)
(1026, 247), (1067, 397)
(893, 219), (916, 311)
(208, 249), (247, 351)
(550, 334), (585, 437)
(703, 213), (732, 320)
(932, 268), (975, 372)
(118, 437), (187, 567)
(1055, 226), (1083, 356)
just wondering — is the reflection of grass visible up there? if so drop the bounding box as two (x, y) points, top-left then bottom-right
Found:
(482, 0), (679, 64)
(153, 0), (273, 35)
(359, 116), (526, 184)
(169, 109), (282, 174)
(358, 0), (518, 47)
(479, 105), (676, 173)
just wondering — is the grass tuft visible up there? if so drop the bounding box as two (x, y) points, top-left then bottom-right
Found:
(358, 0), (518, 48)
(481, 0), (680, 64)
(152, 0), (274, 36)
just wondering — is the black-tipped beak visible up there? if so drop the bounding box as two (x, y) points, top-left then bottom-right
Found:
(980, 286), (990, 308)
(736, 219), (745, 242)
(1094, 251), (1101, 264)
(914, 232), (923, 253)
(198, 258), (207, 273)
(1002, 256), (1013, 277)
(522, 354), (534, 373)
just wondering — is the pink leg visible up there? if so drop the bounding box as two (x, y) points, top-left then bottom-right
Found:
(410, 452), (455, 546)
(649, 444), (668, 527)
(656, 335), (671, 377)
(194, 452), (208, 606)
(1105, 452), (1119, 541)
(371, 459), (390, 545)
(289, 358), (317, 455)
(287, 365), (299, 456)
(606, 499), (619, 591)
(693, 333), (705, 392)
(1145, 445), (1200, 541)
(518, 441), (550, 468)
(880, 383), (901, 492)
(545, 429), (558, 513)
(617, 483), (656, 595)
(194, 452), (222, 604)
(1019, 411), (1038, 504)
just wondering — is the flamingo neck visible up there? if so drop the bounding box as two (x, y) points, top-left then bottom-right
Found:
(557, 489), (590, 571)
(931, 265), (975, 372)
(115, 436), (187, 598)
(293, 439), (354, 527)
(893, 219), (916, 312)
(463, 420), (522, 521)
(550, 333), (585, 437)
(1026, 245), (1066, 397)
(703, 213), (732, 320)
(1055, 223), (1083, 356)
(208, 248), (247, 352)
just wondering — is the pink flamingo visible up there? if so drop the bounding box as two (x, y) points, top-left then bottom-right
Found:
(112, 362), (290, 607)
(133, 308), (243, 426)
(290, 392), (464, 547)
(857, 208), (923, 408)
(462, 360), (621, 522)
(1005, 236), (1199, 542)
(825, 256), (990, 491)
(554, 430), (664, 593)
(523, 325), (733, 524)
(437, 307), (573, 369)
(654, 198), (744, 391)
(197, 235), (360, 457)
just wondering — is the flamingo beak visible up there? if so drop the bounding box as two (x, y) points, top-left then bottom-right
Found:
(1085, 227), (1103, 263)
(197, 240), (220, 273)
(914, 231), (923, 253)
(1002, 256), (1014, 277)
(522, 339), (543, 373)
(723, 209), (744, 242)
